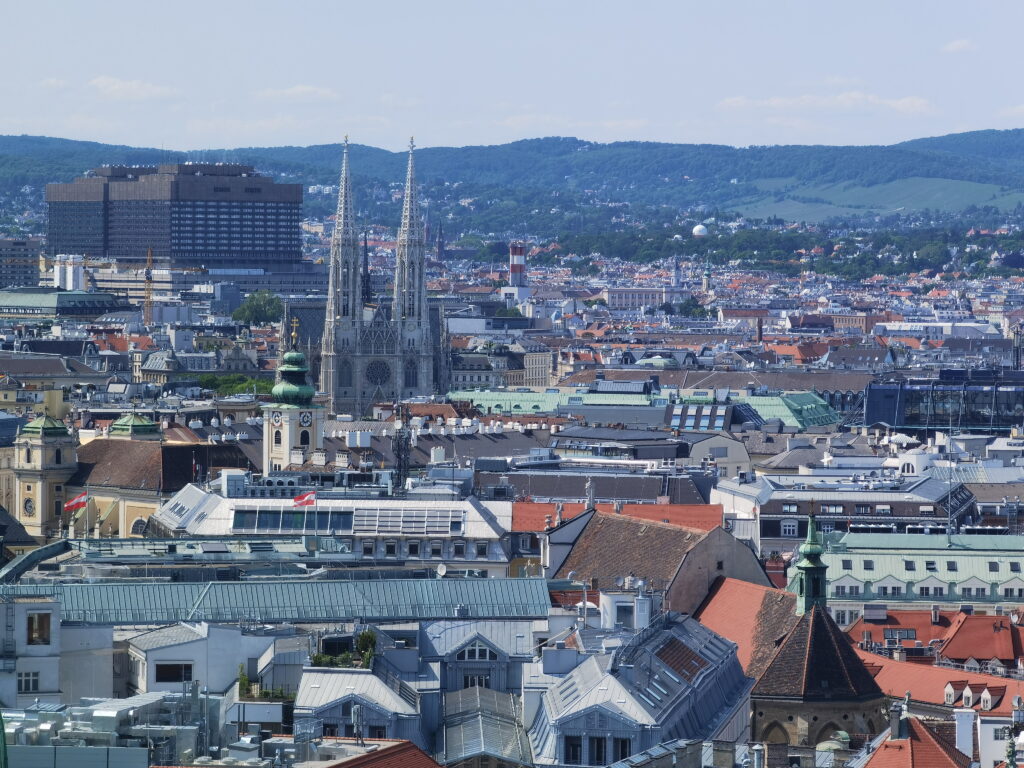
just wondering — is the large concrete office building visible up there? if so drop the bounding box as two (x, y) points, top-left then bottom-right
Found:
(46, 163), (302, 269)
(0, 238), (42, 288)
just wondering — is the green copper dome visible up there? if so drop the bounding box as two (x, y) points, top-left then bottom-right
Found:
(109, 412), (160, 437)
(272, 347), (315, 406)
(20, 414), (69, 437)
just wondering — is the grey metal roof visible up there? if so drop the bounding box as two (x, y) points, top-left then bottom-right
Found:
(419, 619), (538, 658)
(443, 687), (532, 765)
(128, 623), (204, 651)
(1, 578), (551, 625)
(295, 668), (416, 714)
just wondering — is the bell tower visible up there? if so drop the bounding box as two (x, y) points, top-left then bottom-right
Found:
(13, 414), (77, 540)
(264, 319), (323, 472)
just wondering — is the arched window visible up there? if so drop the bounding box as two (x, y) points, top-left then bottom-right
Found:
(54, 449), (61, 465)
(456, 641), (498, 661)
(24, 448), (31, 464)
(404, 360), (418, 389)
(339, 360), (352, 388)
(273, 430), (282, 445)
(902, 462), (914, 474)
(130, 518), (148, 536)
(300, 430), (310, 447)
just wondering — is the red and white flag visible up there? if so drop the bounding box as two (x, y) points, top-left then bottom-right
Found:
(293, 490), (316, 507)
(64, 491), (89, 512)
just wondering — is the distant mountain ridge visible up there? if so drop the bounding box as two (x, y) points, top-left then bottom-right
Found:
(4, 129), (1024, 227)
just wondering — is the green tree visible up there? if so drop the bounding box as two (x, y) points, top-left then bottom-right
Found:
(232, 290), (283, 325)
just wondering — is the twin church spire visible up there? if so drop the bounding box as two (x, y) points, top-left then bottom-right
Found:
(320, 137), (430, 415)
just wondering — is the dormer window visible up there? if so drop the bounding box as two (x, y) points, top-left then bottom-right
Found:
(457, 641), (498, 661)
(945, 689), (955, 705)
(963, 690), (973, 707)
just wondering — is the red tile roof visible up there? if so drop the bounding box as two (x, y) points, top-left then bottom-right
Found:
(856, 647), (1024, 715)
(694, 577), (799, 679)
(846, 609), (958, 648)
(938, 613), (1023, 664)
(863, 716), (972, 768)
(511, 502), (722, 532)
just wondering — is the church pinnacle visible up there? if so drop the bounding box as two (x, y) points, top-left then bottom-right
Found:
(394, 138), (427, 322)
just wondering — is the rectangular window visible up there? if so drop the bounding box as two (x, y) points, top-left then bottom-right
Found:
(155, 663), (193, 683)
(565, 736), (582, 766)
(26, 613), (50, 646)
(385, 541), (397, 557)
(904, 560), (916, 571)
(863, 560), (874, 571)
(855, 504), (871, 515)
(919, 587), (931, 596)
(781, 520), (798, 537)
(934, 587), (945, 597)
(990, 562), (1000, 572)
(876, 505), (892, 516)
(947, 561), (958, 572)
(925, 561), (937, 572)
(891, 586), (903, 596)
(782, 504), (798, 515)
(369, 726), (387, 740)
(878, 586), (889, 596)
(475, 542), (488, 558)
(613, 738), (632, 762)
(1012, 562), (1022, 573)
(362, 541), (374, 557)
(17, 671), (39, 693)
(453, 541), (466, 558)
(589, 738), (607, 766)
(834, 585), (847, 596)
(431, 542), (442, 558)
(464, 674), (491, 689)
(408, 541), (420, 558)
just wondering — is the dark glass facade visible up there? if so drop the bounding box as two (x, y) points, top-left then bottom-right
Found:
(46, 164), (302, 270)
(865, 369), (1024, 432)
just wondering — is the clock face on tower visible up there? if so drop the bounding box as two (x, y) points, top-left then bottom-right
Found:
(299, 411), (313, 427)
(23, 498), (34, 516)
(271, 411), (282, 426)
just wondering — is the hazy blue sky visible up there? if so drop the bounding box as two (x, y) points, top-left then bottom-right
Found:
(3, 0), (1023, 151)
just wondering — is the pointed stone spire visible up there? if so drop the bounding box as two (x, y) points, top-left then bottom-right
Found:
(394, 137), (427, 323)
(320, 137), (362, 414)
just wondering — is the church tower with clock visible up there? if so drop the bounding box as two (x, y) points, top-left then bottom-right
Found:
(319, 138), (440, 417)
(13, 413), (78, 541)
(263, 320), (323, 472)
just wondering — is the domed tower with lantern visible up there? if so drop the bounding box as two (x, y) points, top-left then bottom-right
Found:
(13, 413), (78, 541)
(263, 318), (323, 472)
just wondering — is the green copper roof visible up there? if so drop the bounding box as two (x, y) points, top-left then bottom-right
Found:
(20, 414), (68, 437)
(271, 347), (315, 406)
(109, 412), (160, 436)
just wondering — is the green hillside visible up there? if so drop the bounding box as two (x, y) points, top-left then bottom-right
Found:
(5, 129), (1024, 229)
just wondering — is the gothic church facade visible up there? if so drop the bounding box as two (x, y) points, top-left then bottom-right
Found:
(319, 140), (444, 416)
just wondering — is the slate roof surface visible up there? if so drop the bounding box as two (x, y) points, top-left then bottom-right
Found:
(752, 605), (884, 701)
(554, 512), (709, 586)
(476, 471), (705, 505)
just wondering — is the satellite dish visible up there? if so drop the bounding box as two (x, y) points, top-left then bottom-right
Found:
(566, 571), (577, 581)
(615, 577), (625, 588)
(436, 563), (447, 577)
(636, 579), (647, 590)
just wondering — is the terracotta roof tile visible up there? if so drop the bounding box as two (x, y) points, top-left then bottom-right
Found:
(694, 578), (799, 679)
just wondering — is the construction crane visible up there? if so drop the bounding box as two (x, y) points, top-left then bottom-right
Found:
(142, 246), (154, 326)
